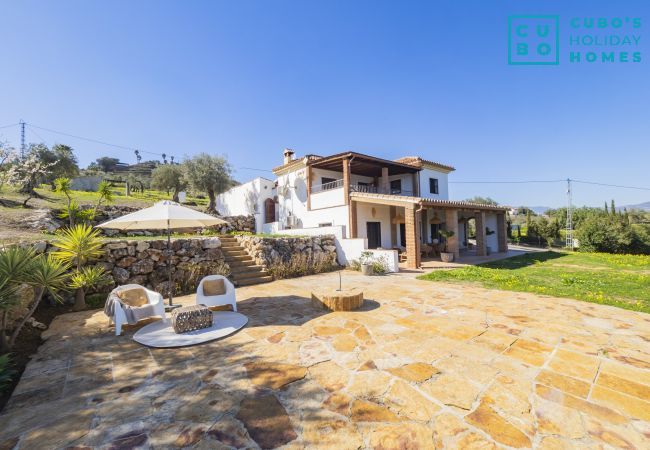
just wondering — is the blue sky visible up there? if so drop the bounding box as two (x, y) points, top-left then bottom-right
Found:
(1, 0), (648, 207)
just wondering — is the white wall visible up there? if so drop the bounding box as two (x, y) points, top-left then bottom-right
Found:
(485, 213), (499, 252)
(216, 177), (275, 232)
(355, 203), (392, 249)
(339, 238), (367, 265)
(387, 174), (415, 195)
(311, 187), (345, 209)
(367, 249), (399, 273)
(419, 168), (449, 200)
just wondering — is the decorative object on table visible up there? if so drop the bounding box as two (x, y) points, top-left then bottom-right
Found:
(133, 311), (249, 348)
(104, 284), (167, 336)
(196, 274), (237, 311)
(170, 304), (213, 333)
(312, 287), (364, 312)
(96, 200), (227, 309)
(438, 229), (456, 262)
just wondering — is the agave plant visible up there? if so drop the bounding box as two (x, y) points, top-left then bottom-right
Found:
(8, 255), (70, 348)
(51, 224), (105, 310)
(0, 246), (37, 352)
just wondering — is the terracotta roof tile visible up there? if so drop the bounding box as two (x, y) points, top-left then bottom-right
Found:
(349, 191), (507, 211)
(394, 156), (455, 172)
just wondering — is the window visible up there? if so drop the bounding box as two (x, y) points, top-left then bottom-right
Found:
(390, 179), (402, 194)
(429, 178), (439, 194)
(320, 177), (336, 191)
(318, 222), (332, 227)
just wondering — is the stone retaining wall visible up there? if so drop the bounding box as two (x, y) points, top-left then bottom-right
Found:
(235, 234), (339, 278)
(34, 237), (229, 296)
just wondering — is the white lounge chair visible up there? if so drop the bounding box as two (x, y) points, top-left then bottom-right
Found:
(107, 284), (167, 336)
(196, 275), (237, 311)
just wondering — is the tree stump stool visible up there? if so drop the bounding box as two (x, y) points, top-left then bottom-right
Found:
(311, 288), (364, 312)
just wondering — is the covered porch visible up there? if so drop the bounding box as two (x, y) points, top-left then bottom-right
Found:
(349, 192), (509, 269)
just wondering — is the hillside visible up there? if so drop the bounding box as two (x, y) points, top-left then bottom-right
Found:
(621, 201), (650, 212)
(0, 186), (208, 243)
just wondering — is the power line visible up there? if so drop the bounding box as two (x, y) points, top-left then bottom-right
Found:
(27, 122), (172, 160)
(450, 179), (564, 184)
(572, 179), (650, 191)
(27, 125), (47, 144)
(29, 123), (139, 151)
(0, 123), (19, 130)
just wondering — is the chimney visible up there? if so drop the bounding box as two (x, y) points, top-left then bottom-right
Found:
(283, 148), (295, 165)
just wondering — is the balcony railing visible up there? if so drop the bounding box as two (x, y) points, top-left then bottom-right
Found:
(350, 184), (378, 194)
(390, 189), (414, 196)
(312, 181), (416, 197)
(350, 184), (414, 197)
(312, 179), (343, 193)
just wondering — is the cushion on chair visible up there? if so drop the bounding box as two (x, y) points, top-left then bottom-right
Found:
(203, 278), (226, 296)
(117, 287), (148, 307)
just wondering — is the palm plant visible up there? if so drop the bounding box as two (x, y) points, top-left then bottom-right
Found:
(8, 255), (69, 348)
(51, 224), (105, 310)
(54, 177), (75, 227)
(0, 246), (37, 352)
(69, 266), (110, 306)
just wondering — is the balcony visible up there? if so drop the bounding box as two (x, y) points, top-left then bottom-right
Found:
(350, 184), (414, 197)
(312, 179), (343, 193)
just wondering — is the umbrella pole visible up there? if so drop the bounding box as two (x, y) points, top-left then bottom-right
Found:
(167, 223), (173, 307)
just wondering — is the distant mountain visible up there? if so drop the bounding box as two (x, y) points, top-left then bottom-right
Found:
(620, 201), (650, 212)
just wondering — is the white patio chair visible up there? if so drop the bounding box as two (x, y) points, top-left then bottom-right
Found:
(196, 275), (237, 311)
(108, 284), (167, 336)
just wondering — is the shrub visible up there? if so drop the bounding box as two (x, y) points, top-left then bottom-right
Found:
(576, 215), (636, 254)
(348, 252), (389, 274)
(267, 252), (338, 279)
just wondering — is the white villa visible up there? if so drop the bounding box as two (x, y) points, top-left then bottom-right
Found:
(217, 149), (508, 270)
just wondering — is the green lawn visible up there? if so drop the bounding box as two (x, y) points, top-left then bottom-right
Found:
(418, 251), (650, 313)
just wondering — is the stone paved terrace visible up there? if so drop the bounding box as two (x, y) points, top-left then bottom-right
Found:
(2, 271), (650, 449)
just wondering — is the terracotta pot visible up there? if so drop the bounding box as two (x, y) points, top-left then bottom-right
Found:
(440, 252), (454, 263)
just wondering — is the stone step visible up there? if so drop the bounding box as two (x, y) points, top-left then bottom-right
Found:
(229, 264), (265, 274)
(232, 270), (269, 280)
(227, 260), (257, 268)
(225, 255), (253, 262)
(236, 276), (273, 286)
(221, 249), (247, 257)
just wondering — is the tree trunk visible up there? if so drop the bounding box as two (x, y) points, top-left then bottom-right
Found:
(22, 192), (34, 208)
(0, 311), (10, 353)
(207, 189), (216, 213)
(172, 188), (179, 203)
(73, 288), (86, 311)
(9, 288), (44, 348)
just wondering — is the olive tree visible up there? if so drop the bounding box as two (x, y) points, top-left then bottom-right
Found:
(151, 164), (187, 202)
(182, 153), (232, 212)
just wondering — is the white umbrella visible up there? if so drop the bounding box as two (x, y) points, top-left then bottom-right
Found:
(97, 200), (228, 308)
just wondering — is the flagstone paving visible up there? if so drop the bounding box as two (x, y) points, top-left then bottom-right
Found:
(2, 270), (650, 449)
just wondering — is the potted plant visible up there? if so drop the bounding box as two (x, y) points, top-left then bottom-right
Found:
(438, 229), (456, 262)
(359, 251), (374, 276)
